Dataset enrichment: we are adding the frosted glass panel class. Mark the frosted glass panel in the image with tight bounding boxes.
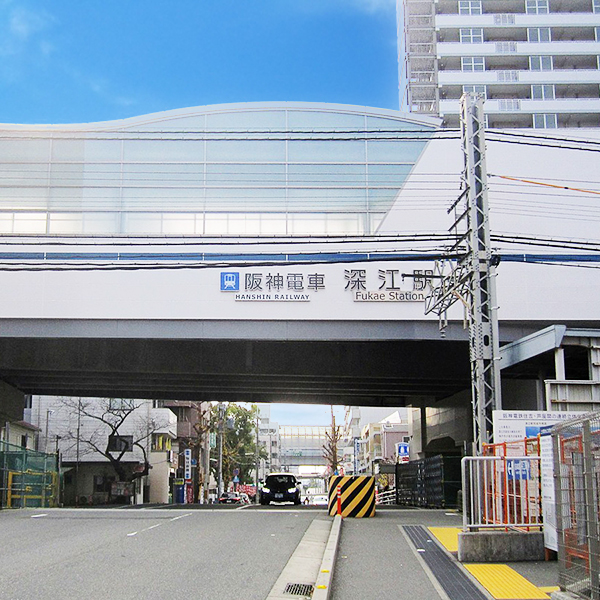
[366,116,433,132]
[0,140,50,162]
[205,188,285,211]
[84,140,122,161]
[368,164,413,185]
[52,139,85,161]
[288,164,365,186]
[206,140,285,162]
[82,213,119,234]
[0,214,14,233]
[288,140,365,162]
[367,140,428,162]
[13,213,47,233]
[123,140,204,162]
[123,213,162,233]
[287,111,364,129]
[287,188,367,211]
[48,213,83,234]
[0,187,48,209]
[206,111,286,129]
[162,214,197,234]
[206,163,285,185]
[122,163,204,185]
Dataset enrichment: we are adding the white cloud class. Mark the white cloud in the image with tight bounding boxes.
[350,0,396,13]
[0,4,53,53]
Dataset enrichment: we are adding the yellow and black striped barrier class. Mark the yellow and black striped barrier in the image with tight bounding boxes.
[328,475,376,518]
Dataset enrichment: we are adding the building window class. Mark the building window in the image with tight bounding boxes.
[594,0,600,13]
[531,84,555,99]
[530,55,553,70]
[528,28,551,42]
[533,113,557,128]
[460,28,484,43]
[461,56,485,71]
[526,0,549,14]
[459,0,482,15]
[107,435,133,453]
[463,85,487,97]
[595,27,600,42]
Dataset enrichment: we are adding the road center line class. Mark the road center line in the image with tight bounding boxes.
[127,512,192,537]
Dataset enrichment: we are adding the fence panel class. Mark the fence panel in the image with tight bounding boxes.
[553,412,600,600]
[462,456,542,531]
[1,441,58,509]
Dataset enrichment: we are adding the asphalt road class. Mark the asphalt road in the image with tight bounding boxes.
[0,506,327,600]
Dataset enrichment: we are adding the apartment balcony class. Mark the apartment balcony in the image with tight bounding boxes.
[437,40,600,57]
[439,97,600,115]
[151,408,178,438]
[438,69,600,86]
[436,12,600,29]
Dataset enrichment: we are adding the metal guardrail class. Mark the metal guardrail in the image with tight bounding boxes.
[377,489,396,505]
[462,456,542,532]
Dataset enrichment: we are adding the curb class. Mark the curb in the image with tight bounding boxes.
[312,514,343,600]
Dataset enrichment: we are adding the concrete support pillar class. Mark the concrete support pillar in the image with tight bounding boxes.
[0,381,26,427]
[554,347,566,380]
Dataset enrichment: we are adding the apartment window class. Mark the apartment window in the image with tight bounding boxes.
[458,0,482,15]
[528,27,551,42]
[531,84,555,99]
[533,113,557,128]
[461,56,485,71]
[530,55,553,70]
[596,26,600,41]
[460,28,484,43]
[526,0,549,14]
[594,0,600,13]
[463,85,487,97]
[107,435,133,453]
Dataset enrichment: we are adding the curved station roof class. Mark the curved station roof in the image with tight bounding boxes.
[0,102,439,237]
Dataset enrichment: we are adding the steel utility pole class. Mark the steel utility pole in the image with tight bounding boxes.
[425,93,501,454]
[217,402,225,497]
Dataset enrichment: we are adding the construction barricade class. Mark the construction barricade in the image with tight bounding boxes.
[328,475,375,518]
[461,455,542,531]
[553,411,600,600]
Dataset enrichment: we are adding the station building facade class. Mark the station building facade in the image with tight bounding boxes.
[1,102,599,457]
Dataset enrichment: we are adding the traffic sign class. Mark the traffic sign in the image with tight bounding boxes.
[397,442,410,463]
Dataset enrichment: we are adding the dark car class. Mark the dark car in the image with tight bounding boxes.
[218,491,244,504]
[260,473,301,505]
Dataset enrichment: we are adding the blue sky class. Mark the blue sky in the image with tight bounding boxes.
[0,0,396,425]
[0,0,399,125]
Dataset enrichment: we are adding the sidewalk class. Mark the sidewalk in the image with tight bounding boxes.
[329,508,559,600]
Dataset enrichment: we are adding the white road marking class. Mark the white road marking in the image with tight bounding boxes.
[31,514,48,518]
[128,512,192,537]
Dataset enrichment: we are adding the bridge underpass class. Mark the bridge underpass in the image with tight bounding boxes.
[0,315,571,434]
[0,326,474,406]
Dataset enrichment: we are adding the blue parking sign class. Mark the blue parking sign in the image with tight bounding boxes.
[506,459,530,480]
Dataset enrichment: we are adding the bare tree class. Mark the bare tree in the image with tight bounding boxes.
[323,407,342,475]
[59,397,169,483]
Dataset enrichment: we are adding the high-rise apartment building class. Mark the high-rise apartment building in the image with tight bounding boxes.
[398,0,600,127]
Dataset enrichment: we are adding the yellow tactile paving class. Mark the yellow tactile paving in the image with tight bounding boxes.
[464,564,550,600]
[427,527,461,553]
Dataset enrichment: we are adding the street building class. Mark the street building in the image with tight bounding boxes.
[398,0,600,127]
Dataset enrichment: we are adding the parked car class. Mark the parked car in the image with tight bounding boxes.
[260,473,301,505]
[218,491,244,504]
